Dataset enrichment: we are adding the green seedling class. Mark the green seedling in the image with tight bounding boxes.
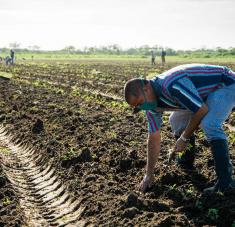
[195,200,203,210]
[186,186,194,196]
[228,132,235,144]
[197,130,204,139]
[216,191,224,196]
[105,130,117,140]
[62,148,76,160]
[168,143,192,163]
[207,208,219,221]
[2,196,11,206]
[0,146,11,154]
[169,184,176,190]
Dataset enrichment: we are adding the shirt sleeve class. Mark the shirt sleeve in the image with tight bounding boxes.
[223,66,235,85]
[169,77,204,113]
[146,110,162,133]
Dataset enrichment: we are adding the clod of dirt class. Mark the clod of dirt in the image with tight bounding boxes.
[77,147,92,162]
[61,147,92,168]
[160,171,182,185]
[128,150,138,160]
[122,207,139,219]
[133,159,146,169]
[126,192,138,207]
[119,159,132,171]
[0,176,6,187]
[84,174,97,182]
[12,105,19,111]
[32,119,44,134]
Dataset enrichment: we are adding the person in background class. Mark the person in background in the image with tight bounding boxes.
[161,49,166,66]
[151,50,156,65]
[124,63,235,193]
[5,56,12,65]
[10,49,15,65]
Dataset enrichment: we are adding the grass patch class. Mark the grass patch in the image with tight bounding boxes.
[0,146,11,154]
[0,71,14,79]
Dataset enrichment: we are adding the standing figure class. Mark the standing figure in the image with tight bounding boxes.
[161,49,166,66]
[151,50,156,65]
[10,49,15,65]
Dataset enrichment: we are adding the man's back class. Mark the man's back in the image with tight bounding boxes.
[157,64,234,87]
[150,64,235,112]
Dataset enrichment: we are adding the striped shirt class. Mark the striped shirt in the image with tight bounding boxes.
[146,64,235,133]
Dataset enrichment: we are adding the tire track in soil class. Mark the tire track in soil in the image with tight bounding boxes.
[0,126,87,227]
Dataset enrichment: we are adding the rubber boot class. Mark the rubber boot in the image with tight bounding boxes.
[203,139,235,193]
[176,135,196,169]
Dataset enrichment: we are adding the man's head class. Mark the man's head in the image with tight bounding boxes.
[124,78,157,112]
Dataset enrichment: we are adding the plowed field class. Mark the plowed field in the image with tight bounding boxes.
[0,60,234,226]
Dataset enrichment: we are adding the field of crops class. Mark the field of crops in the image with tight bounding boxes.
[0,60,235,226]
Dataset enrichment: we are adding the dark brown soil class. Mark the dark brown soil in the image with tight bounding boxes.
[0,165,24,226]
[0,60,235,226]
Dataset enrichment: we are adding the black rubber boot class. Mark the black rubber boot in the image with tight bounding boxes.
[176,135,196,168]
[203,139,235,193]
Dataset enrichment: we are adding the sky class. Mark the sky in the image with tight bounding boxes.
[0,0,234,50]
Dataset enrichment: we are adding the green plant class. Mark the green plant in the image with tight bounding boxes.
[185,186,194,196]
[105,130,117,140]
[0,146,11,154]
[2,196,11,206]
[178,143,193,159]
[169,184,176,190]
[62,148,76,160]
[195,200,203,210]
[207,208,219,221]
[197,130,204,139]
[216,191,224,196]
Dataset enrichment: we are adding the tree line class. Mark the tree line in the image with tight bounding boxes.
[1,44,235,57]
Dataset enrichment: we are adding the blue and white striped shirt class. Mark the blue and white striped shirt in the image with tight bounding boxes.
[146,64,235,133]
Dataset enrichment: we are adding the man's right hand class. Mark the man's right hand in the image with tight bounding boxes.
[139,174,154,192]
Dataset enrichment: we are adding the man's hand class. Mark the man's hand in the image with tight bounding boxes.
[175,137,188,152]
[139,174,154,192]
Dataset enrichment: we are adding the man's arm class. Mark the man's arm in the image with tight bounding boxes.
[183,104,208,139]
[175,104,208,151]
[140,130,161,192]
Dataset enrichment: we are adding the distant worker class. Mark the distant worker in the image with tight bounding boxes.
[151,50,156,65]
[161,49,166,66]
[10,49,15,65]
[5,56,12,65]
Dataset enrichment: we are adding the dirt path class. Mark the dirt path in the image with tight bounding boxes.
[0,126,86,227]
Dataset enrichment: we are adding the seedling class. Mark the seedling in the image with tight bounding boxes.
[169,184,176,190]
[105,130,117,140]
[195,200,203,210]
[0,146,11,154]
[2,196,11,206]
[62,148,76,160]
[185,186,194,196]
[207,208,219,221]
[197,130,204,139]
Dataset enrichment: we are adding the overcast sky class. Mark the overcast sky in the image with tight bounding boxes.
[0,0,234,50]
